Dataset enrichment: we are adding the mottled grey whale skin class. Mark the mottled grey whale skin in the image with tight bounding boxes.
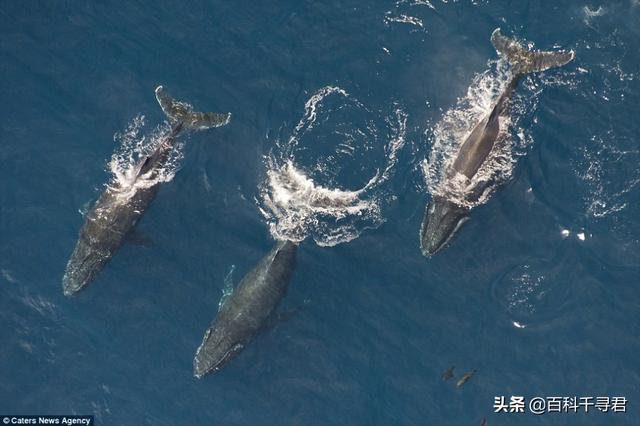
[62,86,230,296]
[420,29,575,256]
[193,240,297,378]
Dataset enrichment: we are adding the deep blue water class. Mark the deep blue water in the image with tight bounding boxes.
[1,1,639,425]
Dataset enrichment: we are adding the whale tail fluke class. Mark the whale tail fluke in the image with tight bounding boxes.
[155,85,231,130]
[491,28,575,76]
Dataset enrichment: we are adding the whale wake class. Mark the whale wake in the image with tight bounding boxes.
[258,86,407,246]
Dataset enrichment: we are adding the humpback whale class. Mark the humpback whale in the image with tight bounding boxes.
[193,240,297,378]
[62,86,231,296]
[420,29,574,256]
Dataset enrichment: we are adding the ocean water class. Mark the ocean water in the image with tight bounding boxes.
[1,1,639,425]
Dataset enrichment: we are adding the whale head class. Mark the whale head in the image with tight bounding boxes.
[62,238,109,296]
[193,322,247,378]
[420,196,469,256]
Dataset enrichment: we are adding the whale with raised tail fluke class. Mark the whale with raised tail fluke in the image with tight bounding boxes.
[420,29,574,256]
[63,86,230,296]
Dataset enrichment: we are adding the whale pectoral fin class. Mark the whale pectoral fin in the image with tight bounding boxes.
[155,85,231,130]
[491,28,575,75]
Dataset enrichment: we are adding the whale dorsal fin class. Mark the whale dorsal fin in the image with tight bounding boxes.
[491,29,575,75]
[155,86,231,130]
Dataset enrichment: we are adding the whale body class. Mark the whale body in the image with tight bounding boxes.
[63,86,230,295]
[420,29,575,256]
[193,240,297,378]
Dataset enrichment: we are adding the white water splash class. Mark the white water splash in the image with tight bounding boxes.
[107,115,184,201]
[259,86,407,246]
[569,32,639,221]
[384,14,424,28]
[506,264,546,317]
[259,160,381,246]
[577,134,639,219]
[411,0,436,10]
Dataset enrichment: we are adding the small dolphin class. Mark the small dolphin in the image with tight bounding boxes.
[420,29,575,256]
[63,86,230,295]
[456,369,477,388]
[441,365,455,381]
[193,240,297,378]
